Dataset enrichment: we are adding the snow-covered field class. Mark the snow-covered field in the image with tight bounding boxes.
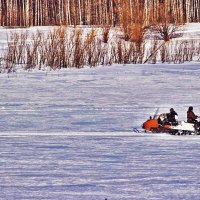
[0,64,200,132]
[1,63,200,199]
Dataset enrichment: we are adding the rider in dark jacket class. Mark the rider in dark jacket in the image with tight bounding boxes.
[167,108,178,124]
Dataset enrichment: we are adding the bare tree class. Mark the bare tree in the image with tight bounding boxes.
[144,4,182,64]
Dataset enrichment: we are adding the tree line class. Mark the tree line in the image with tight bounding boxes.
[0,0,200,27]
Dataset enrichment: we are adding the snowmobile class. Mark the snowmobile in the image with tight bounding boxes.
[142,111,200,135]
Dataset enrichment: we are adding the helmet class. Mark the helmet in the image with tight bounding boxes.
[189,106,193,111]
[170,108,174,112]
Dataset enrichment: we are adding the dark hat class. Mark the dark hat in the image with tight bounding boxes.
[188,106,193,111]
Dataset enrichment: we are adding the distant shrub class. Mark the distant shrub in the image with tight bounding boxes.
[1,26,200,73]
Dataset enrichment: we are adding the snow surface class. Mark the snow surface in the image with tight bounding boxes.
[1,132,200,200]
[1,63,200,199]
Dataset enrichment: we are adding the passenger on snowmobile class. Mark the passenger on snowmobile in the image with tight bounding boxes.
[167,108,178,125]
[187,106,198,123]
[187,106,200,131]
